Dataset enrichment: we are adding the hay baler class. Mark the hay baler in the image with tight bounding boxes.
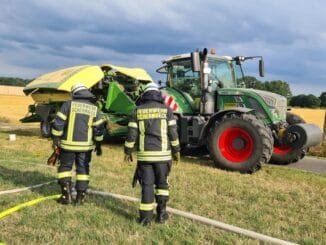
[21,64,153,138]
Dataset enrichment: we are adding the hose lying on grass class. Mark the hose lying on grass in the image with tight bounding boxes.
[0,181,298,245]
[0,194,60,219]
[89,190,298,245]
[0,181,55,195]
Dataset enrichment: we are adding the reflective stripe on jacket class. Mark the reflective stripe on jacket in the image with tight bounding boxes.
[124,96,180,162]
[52,99,105,152]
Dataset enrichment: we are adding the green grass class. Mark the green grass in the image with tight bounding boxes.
[0,129,325,244]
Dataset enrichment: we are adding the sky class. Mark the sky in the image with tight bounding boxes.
[0,0,325,96]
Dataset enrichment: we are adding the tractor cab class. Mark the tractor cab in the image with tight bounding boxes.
[157,49,265,115]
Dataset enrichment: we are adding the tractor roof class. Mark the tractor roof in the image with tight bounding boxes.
[163,53,233,64]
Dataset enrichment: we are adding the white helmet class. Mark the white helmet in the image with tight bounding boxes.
[140,82,159,94]
[71,82,87,94]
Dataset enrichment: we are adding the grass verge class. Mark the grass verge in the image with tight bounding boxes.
[0,129,325,244]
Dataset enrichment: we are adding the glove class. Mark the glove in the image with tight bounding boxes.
[47,147,60,166]
[172,152,180,165]
[94,142,102,156]
[124,154,133,164]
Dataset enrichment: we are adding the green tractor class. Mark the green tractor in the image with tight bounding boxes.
[21,50,323,173]
[157,48,323,173]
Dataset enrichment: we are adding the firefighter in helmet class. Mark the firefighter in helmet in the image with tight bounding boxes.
[51,82,105,205]
[124,82,180,225]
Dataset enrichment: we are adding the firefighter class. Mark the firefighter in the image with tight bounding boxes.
[51,83,105,205]
[124,82,180,225]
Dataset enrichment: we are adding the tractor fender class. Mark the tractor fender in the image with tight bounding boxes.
[199,107,254,143]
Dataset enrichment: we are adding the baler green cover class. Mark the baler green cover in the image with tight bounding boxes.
[105,81,136,115]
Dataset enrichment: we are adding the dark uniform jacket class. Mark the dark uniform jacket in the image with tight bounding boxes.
[124,90,180,162]
[51,90,105,152]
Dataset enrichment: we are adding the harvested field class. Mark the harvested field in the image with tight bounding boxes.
[0,95,35,125]
[290,107,325,132]
[0,85,24,96]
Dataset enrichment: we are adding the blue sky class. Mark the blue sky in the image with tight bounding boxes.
[0,0,325,96]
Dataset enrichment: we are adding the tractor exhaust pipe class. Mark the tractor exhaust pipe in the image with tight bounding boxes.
[284,123,323,150]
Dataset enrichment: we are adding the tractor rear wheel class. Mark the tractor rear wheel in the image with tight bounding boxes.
[208,113,273,173]
[269,112,307,165]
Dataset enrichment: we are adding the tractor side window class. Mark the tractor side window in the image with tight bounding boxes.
[169,60,201,98]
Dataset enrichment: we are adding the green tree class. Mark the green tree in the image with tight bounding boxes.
[290,94,320,108]
[319,91,326,107]
[242,76,264,89]
[289,94,305,107]
[305,94,321,108]
[0,77,31,87]
[264,80,292,97]
[243,76,292,97]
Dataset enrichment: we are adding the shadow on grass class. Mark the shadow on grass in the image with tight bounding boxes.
[103,135,125,144]
[88,193,137,222]
[182,155,216,168]
[0,165,58,196]
[180,146,217,168]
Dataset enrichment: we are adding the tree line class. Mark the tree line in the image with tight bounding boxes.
[0,77,31,87]
[243,76,325,108]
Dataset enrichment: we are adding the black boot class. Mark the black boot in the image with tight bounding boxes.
[57,181,72,205]
[156,200,169,223]
[139,210,153,226]
[75,190,87,205]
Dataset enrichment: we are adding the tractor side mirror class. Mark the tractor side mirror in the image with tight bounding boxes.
[259,59,265,77]
[191,51,201,72]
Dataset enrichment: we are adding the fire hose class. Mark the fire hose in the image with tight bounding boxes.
[0,194,60,219]
[0,181,297,245]
[0,181,55,195]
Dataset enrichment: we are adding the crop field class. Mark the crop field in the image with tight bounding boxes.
[0,85,24,96]
[0,94,325,244]
[290,107,325,133]
[289,108,326,157]
[0,94,35,125]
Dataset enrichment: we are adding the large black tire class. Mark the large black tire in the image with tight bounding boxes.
[269,112,307,165]
[40,120,51,138]
[208,113,273,173]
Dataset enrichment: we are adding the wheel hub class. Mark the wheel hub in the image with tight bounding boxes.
[232,138,246,150]
[218,127,254,163]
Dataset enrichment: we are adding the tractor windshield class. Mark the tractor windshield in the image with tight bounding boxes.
[207,58,236,90]
[168,58,236,98]
[168,59,201,98]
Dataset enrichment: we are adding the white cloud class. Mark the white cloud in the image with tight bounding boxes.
[0,0,325,95]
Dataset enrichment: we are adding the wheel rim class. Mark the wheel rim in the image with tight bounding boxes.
[273,146,292,154]
[218,127,254,163]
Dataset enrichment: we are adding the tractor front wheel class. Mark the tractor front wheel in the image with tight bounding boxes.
[269,112,307,165]
[208,113,273,173]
